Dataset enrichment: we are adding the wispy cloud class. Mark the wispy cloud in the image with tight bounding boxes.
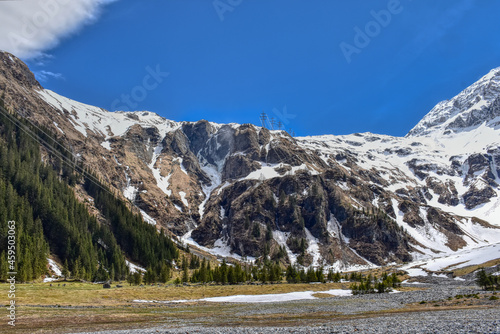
[0,0,118,59]
[34,70,65,82]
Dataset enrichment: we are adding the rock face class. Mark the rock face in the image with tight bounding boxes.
[1,51,500,269]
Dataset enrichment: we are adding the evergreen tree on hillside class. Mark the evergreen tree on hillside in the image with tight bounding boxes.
[0,101,180,282]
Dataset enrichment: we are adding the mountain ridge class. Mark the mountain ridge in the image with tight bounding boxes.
[407,67,500,137]
[1,50,499,272]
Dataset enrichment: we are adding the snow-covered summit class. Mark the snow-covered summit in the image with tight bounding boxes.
[37,89,182,140]
[407,67,500,137]
[36,89,270,143]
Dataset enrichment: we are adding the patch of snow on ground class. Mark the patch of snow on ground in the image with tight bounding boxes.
[326,214,341,238]
[405,268,428,277]
[324,261,377,273]
[273,230,297,265]
[44,258,63,282]
[391,199,449,254]
[123,185,137,201]
[304,228,321,267]
[404,243,500,272]
[149,145,172,196]
[181,230,255,263]
[173,157,188,175]
[123,171,137,201]
[244,163,319,181]
[337,182,349,191]
[101,141,111,150]
[432,273,449,278]
[179,191,189,207]
[133,289,352,304]
[245,163,281,180]
[140,209,156,226]
[53,122,64,134]
[198,163,222,218]
[126,260,146,273]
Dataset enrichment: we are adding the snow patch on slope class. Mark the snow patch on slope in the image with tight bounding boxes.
[179,191,189,207]
[181,230,255,263]
[273,230,297,265]
[140,209,157,226]
[402,243,500,273]
[148,145,172,197]
[304,228,321,267]
[126,260,146,273]
[198,162,222,218]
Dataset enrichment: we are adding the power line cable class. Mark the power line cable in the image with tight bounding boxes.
[0,101,118,198]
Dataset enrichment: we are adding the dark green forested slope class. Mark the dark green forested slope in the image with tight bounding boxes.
[0,100,178,282]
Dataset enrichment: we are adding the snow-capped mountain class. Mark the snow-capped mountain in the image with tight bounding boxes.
[1,50,499,271]
[408,67,500,137]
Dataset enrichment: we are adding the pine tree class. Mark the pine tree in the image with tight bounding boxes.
[306,267,317,282]
[110,266,115,283]
[315,267,324,283]
[73,258,81,280]
[144,267,156,284]
[159,263,170,283]
[220,259,228,285]
[127,273,134,286]
[133,272,142,285]
[182,263,189,283]
[286,265,298,283]
[62,259,70,280]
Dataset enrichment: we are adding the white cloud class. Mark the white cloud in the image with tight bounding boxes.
[0,0,118,59]
[34,70,65,82]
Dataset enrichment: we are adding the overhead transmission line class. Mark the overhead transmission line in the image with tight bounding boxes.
[0,98,118,198]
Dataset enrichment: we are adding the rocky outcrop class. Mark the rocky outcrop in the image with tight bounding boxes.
[463,185,497,210]
[426,177,459,206]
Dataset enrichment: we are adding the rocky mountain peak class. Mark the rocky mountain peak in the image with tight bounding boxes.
[407,67,500,137]
[0,51,42,91]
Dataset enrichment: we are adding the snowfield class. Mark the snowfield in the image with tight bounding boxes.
[126,260,146,273]
[402,242,500,274]
[43,258,63,282]
[133,289,352,304]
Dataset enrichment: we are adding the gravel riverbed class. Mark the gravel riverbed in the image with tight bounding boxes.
[76,284,500,334]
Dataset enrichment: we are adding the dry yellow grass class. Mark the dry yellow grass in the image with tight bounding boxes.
[452,258,500,277]
[0,281,349,307]
[311,292,335,298]
[1,281,497,334]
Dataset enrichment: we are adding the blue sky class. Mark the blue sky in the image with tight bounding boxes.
[11,1,500,136]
